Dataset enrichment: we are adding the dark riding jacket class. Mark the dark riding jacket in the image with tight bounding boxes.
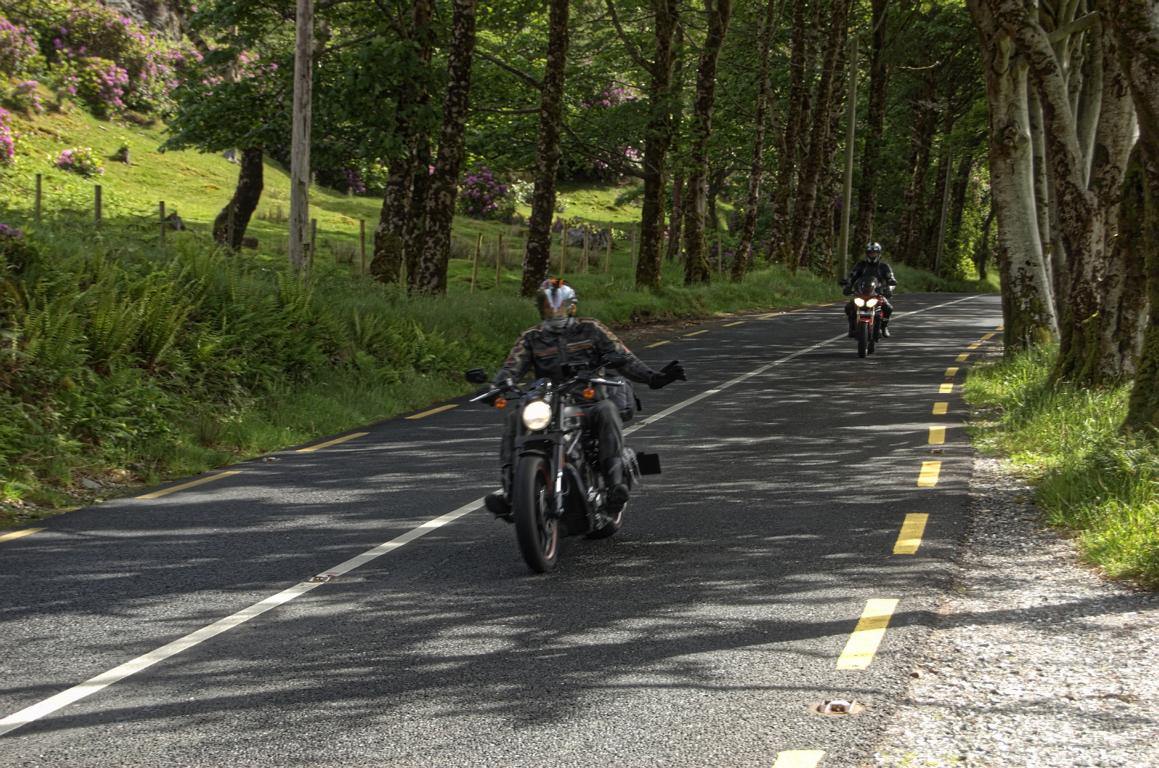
[495,319,657,393]
[845,259,896,295]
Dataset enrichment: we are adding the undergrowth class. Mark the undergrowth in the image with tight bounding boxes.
[965,346,1159,588]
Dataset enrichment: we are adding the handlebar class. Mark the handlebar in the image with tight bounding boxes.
[469,372,622,404]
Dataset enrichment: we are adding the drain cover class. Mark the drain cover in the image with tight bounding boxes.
[810,699,865,717]
[308,573,337,583]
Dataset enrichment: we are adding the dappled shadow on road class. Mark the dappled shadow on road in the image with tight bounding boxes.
[0,295,1048,760]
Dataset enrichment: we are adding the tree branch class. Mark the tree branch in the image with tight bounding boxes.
[604,0,654,77]
[476,50,542,90]
[1048,11,1099,44]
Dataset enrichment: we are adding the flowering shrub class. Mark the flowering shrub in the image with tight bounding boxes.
[10,79,44,115]
[0,16,38,75]
[459,167,513,219]
[0,108,15,164]
[24,1,196,116]
[56,146,103,177]
[343,168,367,195]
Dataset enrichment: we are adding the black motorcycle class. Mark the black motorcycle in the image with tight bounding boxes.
[465,367,660,573]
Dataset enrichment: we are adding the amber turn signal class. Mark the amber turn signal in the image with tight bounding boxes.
[494,397,507,409]
[582,387,596,400]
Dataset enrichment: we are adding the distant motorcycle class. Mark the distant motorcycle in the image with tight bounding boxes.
[842,276,886,358]
[465,367,661,573]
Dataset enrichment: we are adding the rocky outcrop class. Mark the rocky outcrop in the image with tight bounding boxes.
[102,0,186,39]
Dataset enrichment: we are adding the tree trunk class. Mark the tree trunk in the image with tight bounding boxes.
[789,0,850,271]
[681,0,732,285]
[288,0,313,272]
[665,175,684,261]
[415,0,478,295]
[852,0,888,253]
[636,0,680,290]
[213,147,263,250]
[766,0,811,263]
[994,0,1131,384]
[1106,0,1159,433]
[404,136,432,291]
[968,0,1057,351]
[371,0,434,286]
[733,0,779,281]
[522,0,570,297]
[897,70,938,266]
[1029,90,1059,307]
[948,152,975,257]
[1100,144,1150,380]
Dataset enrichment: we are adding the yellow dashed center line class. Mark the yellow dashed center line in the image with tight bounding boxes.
[928,426,946,445]
[296,431,371,451]
[773,750,826,768]
[917,461,942,487]
[685,329,708,337]
[939,383,954,394]
[981,332,996,341]
[956,353,970,362]
[137,470,242,500]
[932,402,949,415]
[945,366,959,378]
[723,321,745,327]
[968,342,981,350]
[837,598,899,670]
[405,404,459,421]
[646,340,672,349]
[893,513,929,555]
[0,528,43,544]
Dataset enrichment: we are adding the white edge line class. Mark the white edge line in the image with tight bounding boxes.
[0,293,986,738]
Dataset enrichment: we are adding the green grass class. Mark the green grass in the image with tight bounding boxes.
[0,99,993,528]
[964,346,1159,588]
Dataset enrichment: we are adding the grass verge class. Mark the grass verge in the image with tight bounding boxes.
[964,346,1159,588]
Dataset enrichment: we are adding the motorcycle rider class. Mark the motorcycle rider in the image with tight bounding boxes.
[484,278,686,520]
[843,242,896,337]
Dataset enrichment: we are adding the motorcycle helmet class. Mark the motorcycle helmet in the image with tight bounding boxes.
[866,242,883,263]
[536,278,577,332]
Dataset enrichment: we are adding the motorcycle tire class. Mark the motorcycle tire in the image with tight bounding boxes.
[857,323,869,358]
[512,454,559,573]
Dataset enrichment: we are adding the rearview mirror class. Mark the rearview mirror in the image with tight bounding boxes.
[464,368,489,384]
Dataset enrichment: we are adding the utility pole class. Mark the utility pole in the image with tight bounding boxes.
[838,33,858,277]
[289,0,313,271]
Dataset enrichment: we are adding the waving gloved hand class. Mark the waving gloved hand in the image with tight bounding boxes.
[649,360,686,389]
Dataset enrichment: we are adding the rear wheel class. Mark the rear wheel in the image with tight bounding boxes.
[857,322,869,358]
[512,455,559,573]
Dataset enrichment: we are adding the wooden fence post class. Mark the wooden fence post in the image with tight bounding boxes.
[581,227,590,273]
[496,232,504,287]
[471,233,481,292]
[34,174,42,224]
[359,219,366,274]
[604,228,612,273]
[630,225,638,277]
[159,201,166,245]
[717,231,724,274]
[309,217,317,267]
[94,185,102,226]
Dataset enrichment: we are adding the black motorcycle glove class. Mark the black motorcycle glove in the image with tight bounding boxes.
[649,360,686,389]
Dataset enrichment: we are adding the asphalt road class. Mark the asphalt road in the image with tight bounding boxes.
[0,293,1002,767]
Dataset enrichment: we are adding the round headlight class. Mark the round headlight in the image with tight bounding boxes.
[866,298,878,307]
[521,399,552,431]
[853,297,866,307]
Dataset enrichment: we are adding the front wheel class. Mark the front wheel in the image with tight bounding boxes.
[512,455,559,573]
[856,322,869,358]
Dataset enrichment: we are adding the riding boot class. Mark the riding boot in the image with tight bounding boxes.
[484,465,514,522]
[603,458,629,515]
[880,317,891,337]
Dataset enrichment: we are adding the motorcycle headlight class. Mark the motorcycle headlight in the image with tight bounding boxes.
[853,297,866,307]
[521,399,552,431]
[866,298,879,307]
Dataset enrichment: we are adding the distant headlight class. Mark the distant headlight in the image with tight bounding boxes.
[521,399,552,431]
[853,297,866,307]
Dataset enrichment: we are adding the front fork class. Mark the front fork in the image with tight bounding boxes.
[553,440,567,519]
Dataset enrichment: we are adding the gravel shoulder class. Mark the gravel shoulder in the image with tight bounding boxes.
[873,456,1159,767]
